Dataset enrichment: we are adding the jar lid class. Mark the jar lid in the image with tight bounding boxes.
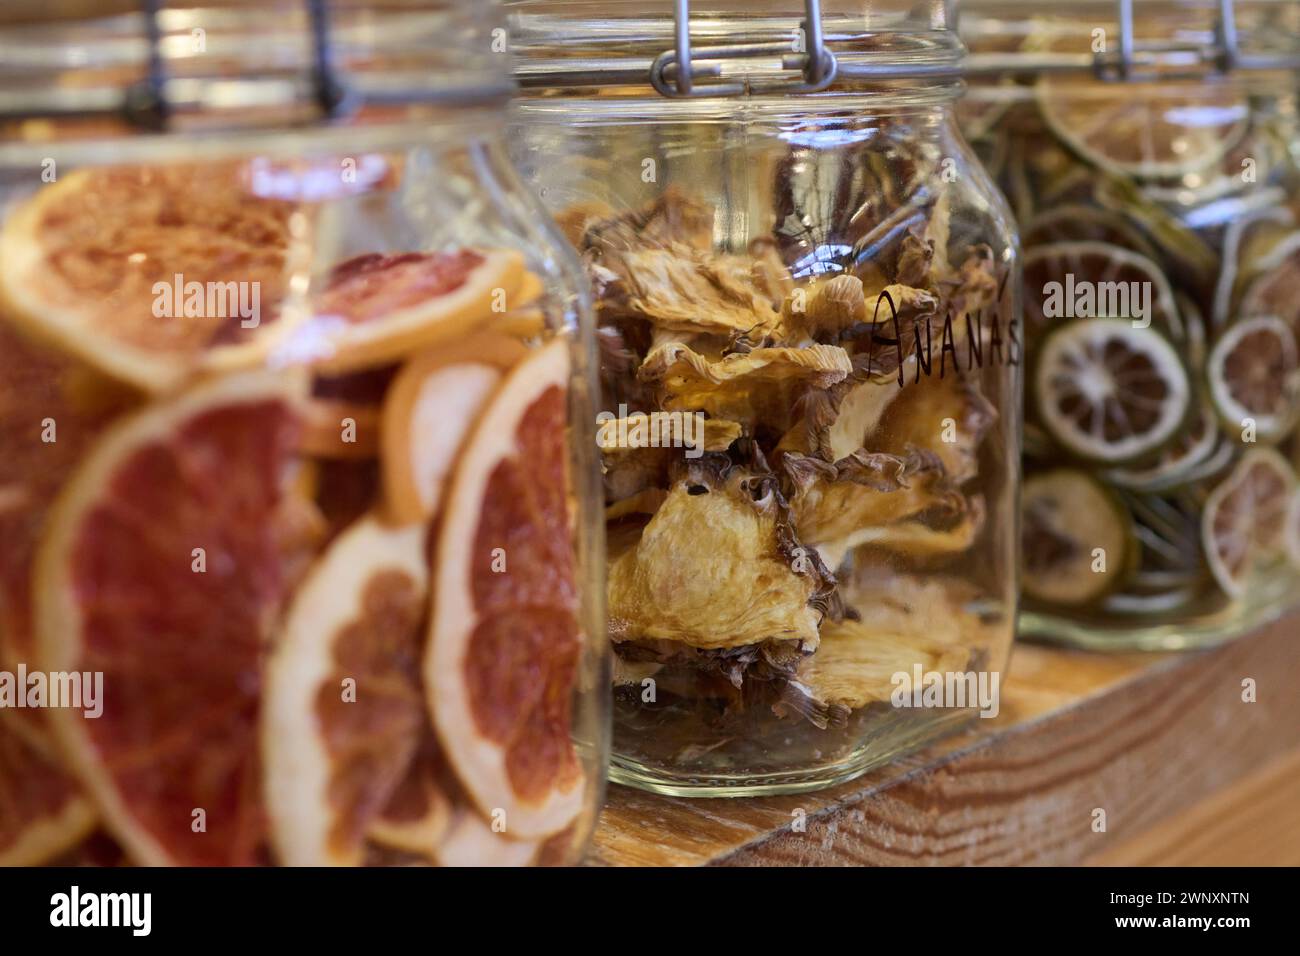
[507,0,966,97]
[958,0,1300,81]
[0,1,515,144]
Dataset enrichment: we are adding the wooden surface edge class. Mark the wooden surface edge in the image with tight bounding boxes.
[590,612,1300,866]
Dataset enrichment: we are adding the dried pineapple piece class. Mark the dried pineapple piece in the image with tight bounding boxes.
[639,340,851,425]
[776,373,903,461]
[600,414,742,502]
[851,494,987,559]
[608,464,823,651]
[871,375,997,485]
[604,243,784,337]
[790,574,988,712]
[783,447,963,552]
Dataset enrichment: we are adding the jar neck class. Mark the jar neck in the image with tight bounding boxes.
[0,106,508,169]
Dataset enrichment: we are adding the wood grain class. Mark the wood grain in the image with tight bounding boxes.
[589,612,1300,866]
[1085,748,1300,867]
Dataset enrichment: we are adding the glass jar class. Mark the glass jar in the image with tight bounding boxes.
[510,0,1020,795]
[0,0,606,867]
[958,0,1300,649]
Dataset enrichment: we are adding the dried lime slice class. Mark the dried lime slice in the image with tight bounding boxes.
[1095,177,1220,287]
[1104,400,1219,493]
[1022,205,1159,261]
[1036,76,1249,180]
[1035,318,1191,464]
[1022,469,1137,607]
[1238,232,1300,334]
[1210,209,1296,330]
[1285,490,1300,572]
[1022,241,1183,341]
[1202,448,1297,598]
[1101,587,1200,617]
[1206,315,1300,443]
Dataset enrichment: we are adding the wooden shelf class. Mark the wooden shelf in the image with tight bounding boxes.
[589,611,1300,866]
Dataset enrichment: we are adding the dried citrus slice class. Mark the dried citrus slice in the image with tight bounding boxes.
[301,398,381,460]
[380,332,527,524]
[1285,490,1300,573]
[366,741,453,862]
[1238,232,1300,334]
[1103,401,1221,493]
[1021,204,1159,261]
[0,165,301,392]
[0,722,96,866]
[1211,209,1296,329]
[1206,316,1300,442]
[434,806,539,868]
[1202,448,1297,598]
[1036,77,1249,179]
[35,371,307,866]
[1035,318,1191,464]
[263,514,437,866]
[1022,469,1136,607]
[296,249,526,373]
[427,338,585,840]
[512,270,545,311]
[1022,241,1182,341]
[0,320,135,683]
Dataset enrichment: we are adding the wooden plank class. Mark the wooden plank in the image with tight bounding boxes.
[589,611,1300,866]
[1085,748,1300,866]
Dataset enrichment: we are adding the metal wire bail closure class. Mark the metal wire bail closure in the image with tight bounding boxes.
[649,0,839,98]
[122,0,351,131]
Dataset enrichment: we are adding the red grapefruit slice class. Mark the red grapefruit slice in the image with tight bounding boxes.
[295,249,526,373]
[0,721,96,866]
[263,514,437,866]
[0,164,303,392]
[35,371,307,866]
[380,332,527,524]
[366,740,453,863]
[427,338,585,840]
[434,806,539,868]
[301,398,382,460]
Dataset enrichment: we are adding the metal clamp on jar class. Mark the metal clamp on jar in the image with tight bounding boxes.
[958,0,1300,650]
[510,0,1020,796]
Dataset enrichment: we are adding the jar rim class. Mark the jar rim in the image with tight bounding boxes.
[507,2,966,97]
[0,1,514,146]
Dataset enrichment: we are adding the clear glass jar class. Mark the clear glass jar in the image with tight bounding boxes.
[510,0,1021,795]
[0,1,606,867]
[958,0,1300,650]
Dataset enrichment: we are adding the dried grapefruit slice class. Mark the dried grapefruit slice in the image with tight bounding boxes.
[296,249,526,373]
[366,741,453,863]
[1206,316,1300,442]
[1035,318,1191,464]
[380,332,527,524]
[301,398,382,460]
[35,371,307,866]
[434,806,539,868]
[0,320,135,685]
[1202,448,1296,598]
[0,164,302,392]
[0,721,96,866]
[427,338,585,840]
[263,514,437,866]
